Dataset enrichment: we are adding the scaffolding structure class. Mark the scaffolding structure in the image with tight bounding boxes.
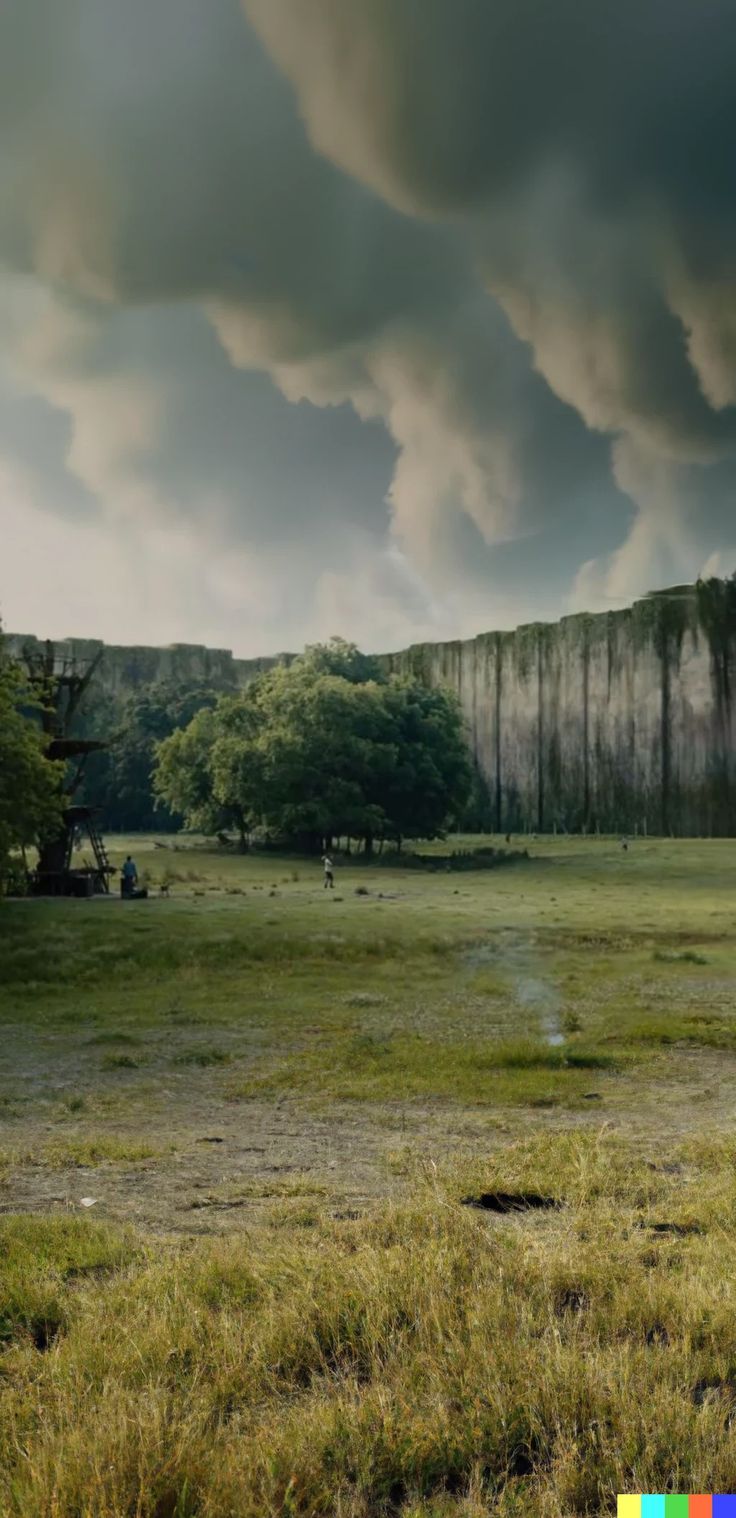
[19,641,116,897]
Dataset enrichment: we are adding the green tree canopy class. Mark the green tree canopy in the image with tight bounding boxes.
[299,636,383,686]
[155,690,266,845]
[251,663,392,848]
[84,681,223,832]
[375,679,474,847]
[0,638,63,889]
[153,642,472,853]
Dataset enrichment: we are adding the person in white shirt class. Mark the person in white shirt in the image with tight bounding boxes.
[322,854,334,889]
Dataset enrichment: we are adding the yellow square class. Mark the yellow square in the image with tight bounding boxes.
[618,1500,641,1518]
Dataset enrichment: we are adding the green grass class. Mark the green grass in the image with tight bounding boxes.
[0,1215,136,1351]
[25,1136,165,1168]
[174,1045,232,1067]
[1,833,735,1512]
[101,1052,143,1069]
[653,948,709,965]
[620,1014,736,1048]
[234,1032,616,1109]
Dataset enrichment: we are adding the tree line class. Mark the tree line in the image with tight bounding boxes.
[0,633,480,886]
[0,634,63,889]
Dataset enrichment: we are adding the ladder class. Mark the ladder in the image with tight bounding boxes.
[86,817,113,894]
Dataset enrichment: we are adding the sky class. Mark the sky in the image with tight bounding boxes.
[1,0,735,656]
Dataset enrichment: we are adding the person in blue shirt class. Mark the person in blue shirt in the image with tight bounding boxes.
[121,855,138,898]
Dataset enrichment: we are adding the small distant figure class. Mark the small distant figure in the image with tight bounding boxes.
[322,854,334,890]
[160,881,170,898]
[505,833,511,845]
[621,837,629,852]
[121,855,138,898]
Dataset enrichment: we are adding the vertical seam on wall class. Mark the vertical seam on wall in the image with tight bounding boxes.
[494,635,502,833]
[582,622,590,830]
[537,629,544,832]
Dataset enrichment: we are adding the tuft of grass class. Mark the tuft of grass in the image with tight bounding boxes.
[191,1177,328,1208]
[87,1032,141,1047]
[174,1046,232,1067]
[30,1136,163,1168]
[620,1015,736,1049]
[63,1095,86,1113]
[652,947,708,965]
[0,1215,135,1351]
[562,1009,583,1034]
[102,1053,141,1070]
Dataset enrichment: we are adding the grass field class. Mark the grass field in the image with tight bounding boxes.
[1,834,735,1514]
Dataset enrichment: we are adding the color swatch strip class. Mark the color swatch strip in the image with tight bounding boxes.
[618,1499,736,1517]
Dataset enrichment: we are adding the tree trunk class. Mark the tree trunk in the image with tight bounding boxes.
[364,831,373,857]
[235,809,248,852]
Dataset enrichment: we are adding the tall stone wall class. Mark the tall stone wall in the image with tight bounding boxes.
[381,583,736,836]
[5,634,284,697]
[9,578,736,834]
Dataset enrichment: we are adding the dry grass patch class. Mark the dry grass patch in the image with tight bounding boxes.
[3,1134,736,1514]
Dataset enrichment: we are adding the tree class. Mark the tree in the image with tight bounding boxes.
[299,637,383,686]
[450,761,494,834]
[154,689,266,846]
[153,707,222,834]
[375,678,473,849]
[209,690,269,846]
[0,638,63,890]
[152,644,473,855]
[88,682,221,832]
[254,663,391,850]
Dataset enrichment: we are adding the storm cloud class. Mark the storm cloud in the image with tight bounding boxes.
[0,0,734,651]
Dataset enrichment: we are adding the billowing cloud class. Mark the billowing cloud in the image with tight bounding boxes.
[0,0,734,652]
[245,0,736,583]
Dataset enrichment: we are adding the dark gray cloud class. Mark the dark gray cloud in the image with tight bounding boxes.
[245,0,736,222]
[246,0,736,456]
[0,0,734,652]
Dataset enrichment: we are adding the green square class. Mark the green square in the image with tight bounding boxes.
[664,1499,688,1518]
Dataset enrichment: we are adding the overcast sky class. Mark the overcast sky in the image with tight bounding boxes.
[1,0,735,655]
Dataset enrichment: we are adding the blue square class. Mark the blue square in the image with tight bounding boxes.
[642,1500,665,1518]
[713,1499,736,1516]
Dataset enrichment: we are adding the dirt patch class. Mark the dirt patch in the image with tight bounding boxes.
[460,1190,560,1214]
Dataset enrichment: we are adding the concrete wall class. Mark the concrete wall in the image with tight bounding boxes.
[382,583,736,835]
[5,633,283,697]
[9,579,736,834]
